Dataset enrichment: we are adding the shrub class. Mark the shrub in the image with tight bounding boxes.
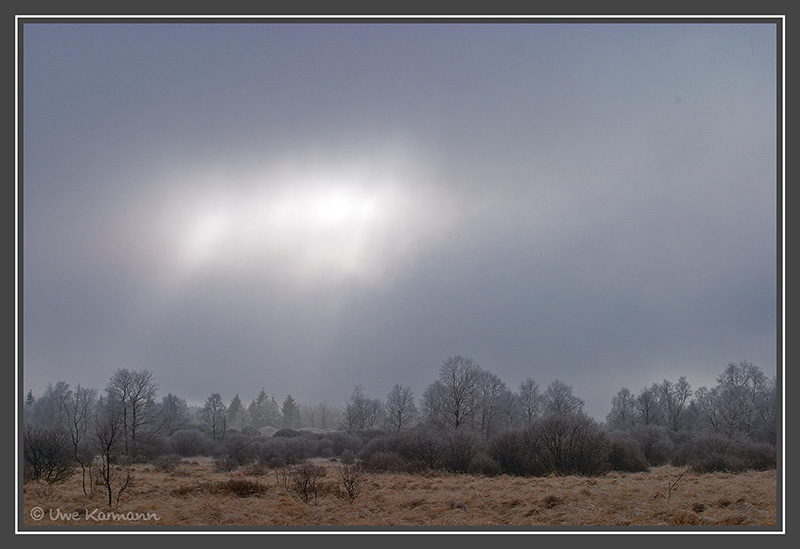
[224,478,268,497]
[467,452,501,476]
[223,433,257,466]
[289,463,326,503]
[242,460,268,477]
[328,431,363,456]
[173,478,267,498]
[23,425,75,484]
[153,454,183,473]
[337,463,366,502]
[489,430,544,476]
[340,449,357,464]
[606,432,650,472]
[213,455,239,472]
[741,441,776,470]
[528,413,610,476]
[360,450,409,473]
[632,424,673,466]
[439,431,480,473]
[685,432,747,473]
[169,429,211,457]
[134,434,170,463]
[272,437,312,465]
[273,428,302,438]
[370,430,442,472]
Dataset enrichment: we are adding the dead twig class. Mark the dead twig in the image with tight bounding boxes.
[667,469,689,502]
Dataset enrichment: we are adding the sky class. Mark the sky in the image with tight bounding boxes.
[20,19,779,420]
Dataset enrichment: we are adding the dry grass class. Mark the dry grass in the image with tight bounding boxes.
[21,457,778,529]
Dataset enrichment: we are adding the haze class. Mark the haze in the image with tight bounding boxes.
[21,20,778,419]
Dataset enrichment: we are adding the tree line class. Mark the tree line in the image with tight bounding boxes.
[23,357,777,498]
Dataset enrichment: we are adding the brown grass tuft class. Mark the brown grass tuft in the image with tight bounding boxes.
[542,495,564,508]
[171,478,268,498]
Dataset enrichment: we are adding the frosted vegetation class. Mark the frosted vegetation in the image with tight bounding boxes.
[23,358,776,490]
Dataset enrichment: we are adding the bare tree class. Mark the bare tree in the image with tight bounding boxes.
[201,393,227,440]
[289,463,326,504]
[753,374,778,444]
[693,361,774,440]
[28,381,71,429]
[634,384,664,426]
[384,384,418,432]
[302,401,340,431]
[475,370,510,438]
[159,392,189,436]
[342,385,384,431]
[422,355,483,431]
[660,377,693,432]
[61,385,97,494]
[105,369,159,457]
[93,402,132,508]
[518,378,543,427]
[542,380,584,417]
[23,425,75,484]
[337,463,366,502]
[606,387,638,432]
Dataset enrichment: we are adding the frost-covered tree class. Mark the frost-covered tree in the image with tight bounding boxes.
[474,370,511,437]
[422,356,483,431]
[384,384,418,431]
[634,384,664,426]
[342,385,384,431]
[518,378,544,427]
[200,393,227,440]
[606,387,638,432]
[105,369,159,457]
[660,377,693,432]
[542,380,584,417]
[159,393,189,436]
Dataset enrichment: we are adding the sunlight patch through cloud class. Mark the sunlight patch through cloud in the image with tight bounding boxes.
[165,146,452,289]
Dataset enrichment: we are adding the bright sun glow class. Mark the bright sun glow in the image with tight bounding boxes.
[168,154,450,288]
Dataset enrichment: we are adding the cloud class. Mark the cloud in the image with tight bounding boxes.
[21,21,778,420]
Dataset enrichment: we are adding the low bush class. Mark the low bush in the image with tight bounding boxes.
[172,478,268,498]
[169,429,211,457]
[242,460,268,477]
[439,431,480,473]
[153,454,183,473]
[222,433,258,466]
[606,432,650,472]
[528,414,610,476]
[467,452,501,476]
[258,436,312,467]
[213,455,239,472]
[360,450,410,473]
[684,433,746,473]
[632,425,673,466]
[273,428,302,438]
[289,463,326,504]
[23,425,75,484]
[337,463,366,501]
[680,432,776,473]
[489,430,544,476]
[328,432,363,456]
[741,441,776,470]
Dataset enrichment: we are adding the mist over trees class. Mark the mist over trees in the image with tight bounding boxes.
[23,358,777,492]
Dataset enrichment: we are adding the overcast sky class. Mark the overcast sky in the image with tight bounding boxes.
[21,20,778,420]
